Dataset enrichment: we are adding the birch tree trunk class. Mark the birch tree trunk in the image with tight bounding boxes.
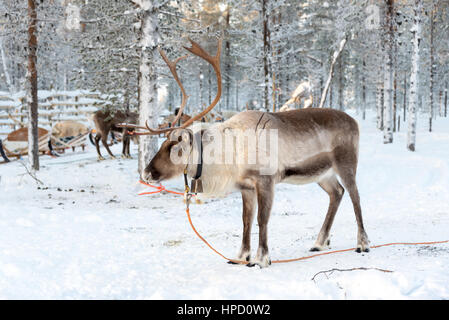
[354,60,360,115]
[429,5,435,132]
[27,0,39,171]
[393,72,397,132]
[403,72,407,121]
[383,0,394,143]
[262,0,271,111]
[337,57,344,111]
[132,1,160,177]
[376,83,383,130]
[445,84,448,117]
[407,0,422,152]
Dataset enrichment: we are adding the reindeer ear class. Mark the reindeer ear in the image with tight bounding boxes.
[181,129,193,145]
[168,128,193,144]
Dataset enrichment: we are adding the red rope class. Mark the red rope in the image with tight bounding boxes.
[138,181,449,265]
[138,180,185,196]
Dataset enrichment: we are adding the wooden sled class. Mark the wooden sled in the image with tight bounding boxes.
[0,127,52,163]
[49,133,89,155]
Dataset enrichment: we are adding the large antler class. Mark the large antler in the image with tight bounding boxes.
[178,37,222,128]
[158,48,189,127]
[143,37,222,135]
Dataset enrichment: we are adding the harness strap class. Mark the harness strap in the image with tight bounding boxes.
[183,130,203,195]
[192,131,203,180]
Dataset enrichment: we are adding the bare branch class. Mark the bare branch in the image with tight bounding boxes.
[18,160,44,186]
[311,267,393,282]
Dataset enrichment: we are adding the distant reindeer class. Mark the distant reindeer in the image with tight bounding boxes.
[158,108,192,131]
[52,120,90,138]
[92,109,138,160]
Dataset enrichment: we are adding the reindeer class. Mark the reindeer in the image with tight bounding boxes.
[92,109,138,160]
[52,120,89,138]
[159,108,192,131]
[134,38,369,268]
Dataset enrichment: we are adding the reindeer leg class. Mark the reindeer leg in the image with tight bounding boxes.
[101,136,115,159]
[121,129,132,158]
[247,177,274,268]
[125,135,132,158]
[121,133,128,159]
[334,148,370,253]
[339,172,370,253]
[124,136,129,158]
[229,188,256,264]
[311,175,344,251]
[95,134,105,160]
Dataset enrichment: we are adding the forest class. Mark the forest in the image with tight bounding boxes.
[1,0,448,166]
[0,0,448,300]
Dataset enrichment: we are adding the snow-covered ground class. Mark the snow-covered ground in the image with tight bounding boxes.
[0,110,448,299]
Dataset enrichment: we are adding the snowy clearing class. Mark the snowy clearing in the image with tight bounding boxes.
[0,111,448,299]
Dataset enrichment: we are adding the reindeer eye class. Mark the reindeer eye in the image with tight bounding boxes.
[178,135,183,142]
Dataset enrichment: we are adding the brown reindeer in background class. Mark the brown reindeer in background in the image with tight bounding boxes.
[158,108,192,131]
[125,38,369,268]
[92,109,138,160]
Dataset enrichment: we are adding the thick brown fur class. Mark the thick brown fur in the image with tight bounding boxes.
[144,108,369,267]
[92,109,138,160]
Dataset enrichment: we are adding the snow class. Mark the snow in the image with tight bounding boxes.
[0,110,448,299]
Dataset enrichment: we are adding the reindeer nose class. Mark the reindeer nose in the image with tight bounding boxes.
[141,170,152,183]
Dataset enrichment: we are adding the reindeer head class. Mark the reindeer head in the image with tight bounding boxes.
[143,129,193,183]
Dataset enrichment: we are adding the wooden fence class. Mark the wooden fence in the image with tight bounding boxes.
[0,90,109,138]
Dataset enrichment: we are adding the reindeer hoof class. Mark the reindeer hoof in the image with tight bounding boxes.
[246,260,271,268]
[110,156,116,160]
[310,244,327,252]
[310,239,331,252]
[98,156,105,161]
[356,232,370,253]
